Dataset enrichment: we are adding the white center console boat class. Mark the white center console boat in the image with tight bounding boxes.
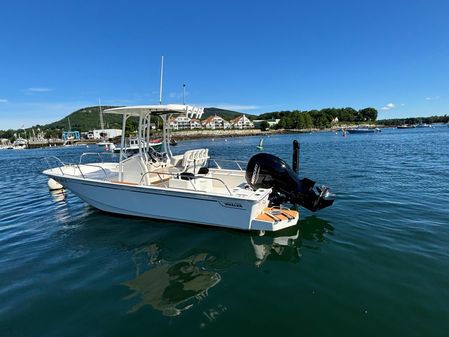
[43,104,333,232]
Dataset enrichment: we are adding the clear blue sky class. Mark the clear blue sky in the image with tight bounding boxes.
[1,0,449,129]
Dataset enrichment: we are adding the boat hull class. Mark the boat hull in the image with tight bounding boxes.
[46,174,295,231]
[347,129,377,134]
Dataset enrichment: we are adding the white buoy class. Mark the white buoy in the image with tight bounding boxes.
[48,178,63,190]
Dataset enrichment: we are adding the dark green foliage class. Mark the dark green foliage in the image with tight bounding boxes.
[259,121,269,131]
[202,108,257,120]
[44,106,123,131]
[0,129,15,141]
[378,115,449,126]
[260,107,378,129]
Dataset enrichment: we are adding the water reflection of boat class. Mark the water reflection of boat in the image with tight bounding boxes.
[251,227,300,266]
[124,248,221,317]
[121,216,334,316]
[122,227,304,316]
[49,189,66,203]
[55,208,333,317]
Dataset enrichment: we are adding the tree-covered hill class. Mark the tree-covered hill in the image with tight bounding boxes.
[201,108,257,120]
[44,106,122,132]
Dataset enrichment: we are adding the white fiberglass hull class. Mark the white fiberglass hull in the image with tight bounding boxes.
[47,174,296,231]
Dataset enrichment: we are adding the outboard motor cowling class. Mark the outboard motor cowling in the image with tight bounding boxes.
[246,153,333,212]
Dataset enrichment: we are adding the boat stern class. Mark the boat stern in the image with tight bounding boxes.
[250,207,299,231]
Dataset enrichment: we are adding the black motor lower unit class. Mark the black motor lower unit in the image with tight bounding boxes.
[245,153,334,212]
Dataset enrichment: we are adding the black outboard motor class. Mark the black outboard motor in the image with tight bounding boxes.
[246,153,334,212]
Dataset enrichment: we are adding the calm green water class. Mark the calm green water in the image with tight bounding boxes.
[1,128,449,337]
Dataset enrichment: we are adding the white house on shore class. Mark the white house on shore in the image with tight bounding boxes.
[170,116,203,130]
[230,115,254,129]
[191,119,202,129]
[170,116,191,130]
[253,118,281,128]
[201,115,231,129]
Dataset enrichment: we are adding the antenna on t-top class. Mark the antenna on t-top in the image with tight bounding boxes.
[159,56,164,105]
[182,83,186,105]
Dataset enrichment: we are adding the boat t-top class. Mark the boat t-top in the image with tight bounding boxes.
[43,104,333,232]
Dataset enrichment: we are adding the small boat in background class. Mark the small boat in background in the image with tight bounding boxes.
[397,125,416,129]
[112,137,162,154]
[97,141,116,152]
[347,127,380,134]
[12,137,28,149]
[256,138,264,150]
[416,123,433,128]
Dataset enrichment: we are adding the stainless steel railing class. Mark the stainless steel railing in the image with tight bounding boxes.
[208,159,247,171]
[78,152,116,164]
[44,155,111,181]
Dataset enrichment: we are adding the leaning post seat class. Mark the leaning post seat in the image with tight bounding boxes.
[174,148,209,174]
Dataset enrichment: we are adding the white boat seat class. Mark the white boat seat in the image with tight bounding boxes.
[176,148,209,174]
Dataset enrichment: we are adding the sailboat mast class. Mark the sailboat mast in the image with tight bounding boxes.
[159,56,164,105]
[99,98,104,130]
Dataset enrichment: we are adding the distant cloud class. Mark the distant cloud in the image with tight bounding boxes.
[24,87,54,94]
[400,103,405,106]
[0,98,7,103]
[381,103,395,111]
[425,96,440,101]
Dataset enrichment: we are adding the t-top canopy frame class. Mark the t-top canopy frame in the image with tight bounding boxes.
[104,104,204,119]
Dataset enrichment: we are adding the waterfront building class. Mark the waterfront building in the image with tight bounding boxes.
[253,118,281,128]
[170,116,192,130]
[201,115,231,129]
[230,115,254,129]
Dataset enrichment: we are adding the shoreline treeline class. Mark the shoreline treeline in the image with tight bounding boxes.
[378,115,449,126]
[259,107,378,129]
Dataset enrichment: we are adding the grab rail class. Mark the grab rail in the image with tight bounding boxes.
[75,163,111,181]
[209,159,247,171]
[43,156,67,176]
[79,152,116,164]
[44,156,111,181]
